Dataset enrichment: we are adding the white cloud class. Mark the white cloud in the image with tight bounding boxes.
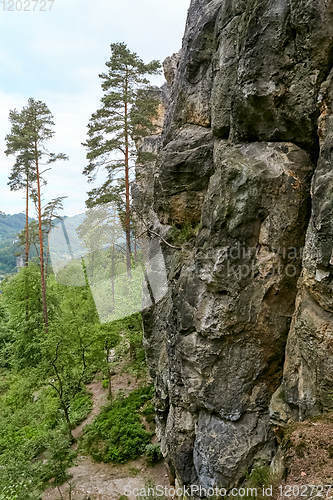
[0,0,191,216]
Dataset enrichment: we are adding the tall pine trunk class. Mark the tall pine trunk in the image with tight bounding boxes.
[111,241,115,310]
[124,72,132,279]
[34,141,48,330]
[25,173,29,266]
[134,235,137,263]
[24,172,30,321]
[45,231,50,280]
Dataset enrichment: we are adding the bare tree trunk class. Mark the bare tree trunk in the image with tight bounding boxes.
[51,350,74,442]
[45,231,50,279]
[62,402,73,442]
[134,235,137,263]
[67,481,73,500]
[25,176,29,266]
[25,174,30,321]
[34,140,48,331]
[111,242,115,310]
[56,487,64,500]
[124,71,132,279]
[105,343,112,400]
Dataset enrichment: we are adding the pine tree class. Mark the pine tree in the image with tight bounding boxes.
[5,114,36,267]
[83,42,161,278]
[5,98,68,330]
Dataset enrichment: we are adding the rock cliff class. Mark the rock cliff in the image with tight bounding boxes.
[134,0,333,491]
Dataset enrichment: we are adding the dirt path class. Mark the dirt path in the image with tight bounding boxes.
[43,368,170,500]
[72,368,140,442]
[72,379,108,442]
[51,457,170,500]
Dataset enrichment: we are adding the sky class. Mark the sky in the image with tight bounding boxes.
[0,0,190,216]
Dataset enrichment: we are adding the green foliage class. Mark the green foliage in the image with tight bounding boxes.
[0,247,151,496]
[0,240,17,277]
[0,56,159,499]
[83,42,161,209]
[96,312,144,371]
[169,222,200,246]
[141,401,155,423]
[69,392,93,427]
[1,265,48,368]
[80,386,154,463]
[0,302,11,368]
[0,370,89,498]
[0,370,74,499]
[42,430,75,487]
[13,198,67,268]
[5,98,68,174]
[116,313,146,377]
[0,265,100,496]
[144,444,163,465]
[102,378,109,389]
[246,465,272,487]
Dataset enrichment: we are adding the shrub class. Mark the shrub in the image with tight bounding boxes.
[142,401,155,424]
[145,444,163,465]
[80,386,154,463]
[246,465,272,487]
[69,391,93,427]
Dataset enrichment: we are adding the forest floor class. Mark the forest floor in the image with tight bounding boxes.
[276,413,333,500]
[42,366,170,500]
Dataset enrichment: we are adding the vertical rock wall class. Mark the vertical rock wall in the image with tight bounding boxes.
[134,0,333,490]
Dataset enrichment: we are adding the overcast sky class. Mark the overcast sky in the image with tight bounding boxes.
[0,0,190,216]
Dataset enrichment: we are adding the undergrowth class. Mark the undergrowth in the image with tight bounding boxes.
[80,385,154,463]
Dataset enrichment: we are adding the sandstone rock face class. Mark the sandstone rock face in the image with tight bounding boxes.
[272,68,333,421]
[134,0,333,491]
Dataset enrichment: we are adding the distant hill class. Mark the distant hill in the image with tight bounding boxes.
[0,212,95,279]
[0,213,27,240]
[0,213,27,277]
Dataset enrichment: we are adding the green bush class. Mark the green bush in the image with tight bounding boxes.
[119,313,147,378]
[80,386,154,463]
[69,391,93,427]
[0,372,74,499]
[145,444,163,465]
[40,430,75,486]
[142,401,155,424]
[0,266,150,496]
[246,465,272,487]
